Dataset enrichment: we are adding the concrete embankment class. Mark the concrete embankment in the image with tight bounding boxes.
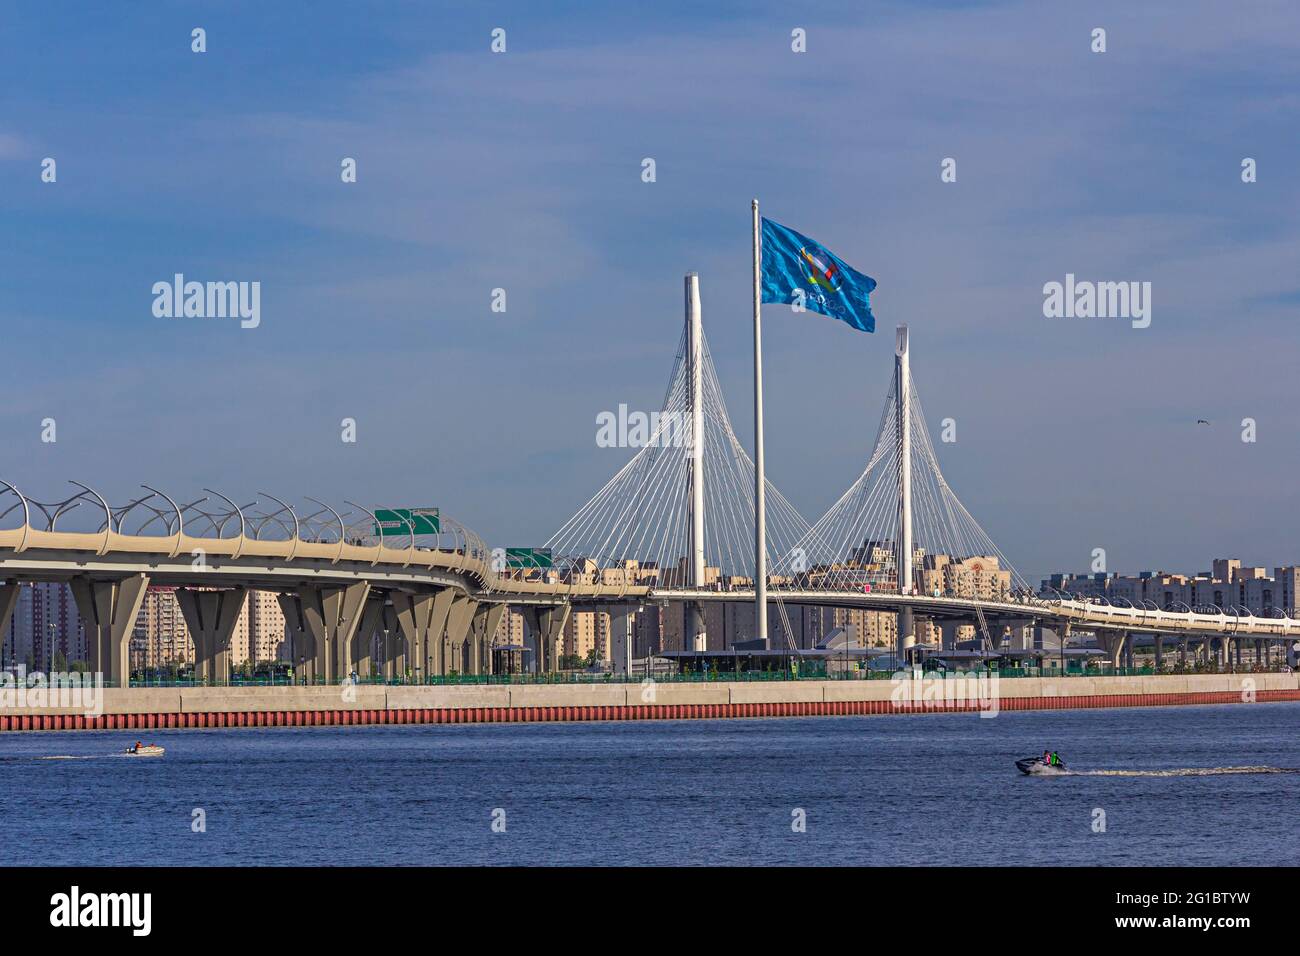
[1,672,1297,731]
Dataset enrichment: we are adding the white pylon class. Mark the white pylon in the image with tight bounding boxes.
[896,324,915,661]
[896,324,913,597]
[686,272,707,651]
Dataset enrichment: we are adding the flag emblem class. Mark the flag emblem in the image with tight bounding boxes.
[799,247,842,292]
[760,216,876,333]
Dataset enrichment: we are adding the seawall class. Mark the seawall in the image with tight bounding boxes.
[1,672,1297,731]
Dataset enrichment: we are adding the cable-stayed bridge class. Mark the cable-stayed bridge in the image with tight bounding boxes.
[3,275,1298,685]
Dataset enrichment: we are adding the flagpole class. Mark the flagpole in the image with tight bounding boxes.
[752,199,768,648]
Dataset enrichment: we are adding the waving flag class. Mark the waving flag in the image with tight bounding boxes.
[760,217,876,333]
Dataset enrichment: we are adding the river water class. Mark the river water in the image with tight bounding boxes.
[1,703,1296,866]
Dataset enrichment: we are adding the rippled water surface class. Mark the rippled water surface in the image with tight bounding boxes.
[1,702,1297,865]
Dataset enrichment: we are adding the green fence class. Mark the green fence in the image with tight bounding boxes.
[127,661,1287,689]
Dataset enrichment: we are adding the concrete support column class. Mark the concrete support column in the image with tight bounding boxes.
[524,605,571,674]
[1153,634,1163,670]
[174,587,249,685]
[380,603,404,680]
[0,582,20,665]
[487,604,506,674]
[392,590,455,682]
[425,590,455,677]
[353,595,386,680]
[685,602,707,653]
[70,574,150,689]
[471,603,506,676]
[609,604,636,675]
[276,593,314,682]
[1179,636,1187,666]
[1098,629,1127,669]
[467,612,482,674]
[443,596,478,676]
[896,607,915,664]
[297,582,371,684]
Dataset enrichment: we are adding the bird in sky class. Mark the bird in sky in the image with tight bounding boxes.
[1196,419,1211,425]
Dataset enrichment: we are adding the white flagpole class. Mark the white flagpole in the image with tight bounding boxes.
[751,199,768,648]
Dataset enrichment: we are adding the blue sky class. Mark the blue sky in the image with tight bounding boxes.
[2,0,1298,579]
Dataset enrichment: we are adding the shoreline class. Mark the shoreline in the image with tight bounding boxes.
[1,672,1296,731]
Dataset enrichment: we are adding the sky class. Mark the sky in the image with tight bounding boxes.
[1,0,1298,581]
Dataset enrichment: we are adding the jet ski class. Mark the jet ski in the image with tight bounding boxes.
[1016,755,1067,775]
[124,743,165,757]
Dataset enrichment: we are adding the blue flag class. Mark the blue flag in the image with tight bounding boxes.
[760,217,876,333]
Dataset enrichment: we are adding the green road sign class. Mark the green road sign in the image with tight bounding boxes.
[506,547,553,569]
[374,507,440,537]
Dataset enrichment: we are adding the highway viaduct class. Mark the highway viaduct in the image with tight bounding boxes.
[3,525,1298,687]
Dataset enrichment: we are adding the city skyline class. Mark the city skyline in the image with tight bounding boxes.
[2,2,1299,581]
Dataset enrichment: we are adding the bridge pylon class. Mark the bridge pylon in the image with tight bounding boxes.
[544,275,810,627]
[70,574,150,689]
[685,273,707,652]
[780,326,1029,612]
[895,324,915,662]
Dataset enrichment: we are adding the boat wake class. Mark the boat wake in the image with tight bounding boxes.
[35,754,125,760]
[1073,766,1299,777]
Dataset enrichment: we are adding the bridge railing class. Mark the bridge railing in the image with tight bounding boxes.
[7,481,1300,635]
[0,480,669,604]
